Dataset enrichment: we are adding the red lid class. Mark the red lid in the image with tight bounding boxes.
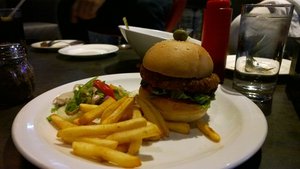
[206,0,231,8]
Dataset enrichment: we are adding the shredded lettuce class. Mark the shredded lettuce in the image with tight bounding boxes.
[151,88,214,109]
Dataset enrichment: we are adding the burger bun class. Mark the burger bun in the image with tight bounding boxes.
[143,40,213,79]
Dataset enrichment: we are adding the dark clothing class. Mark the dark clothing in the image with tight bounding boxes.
[57,0,173,42]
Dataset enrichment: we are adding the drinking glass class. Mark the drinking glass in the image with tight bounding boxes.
[233,4,294,103]
[0,8,26,46]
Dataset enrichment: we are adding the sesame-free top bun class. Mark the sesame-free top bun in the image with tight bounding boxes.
[143,40,213,79]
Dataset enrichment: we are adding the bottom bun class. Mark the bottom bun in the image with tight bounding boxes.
[139,87,207,122]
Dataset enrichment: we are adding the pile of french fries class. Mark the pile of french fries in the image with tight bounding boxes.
[48,94,220,168]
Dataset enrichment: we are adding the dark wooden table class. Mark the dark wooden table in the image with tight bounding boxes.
[1,46,299,169]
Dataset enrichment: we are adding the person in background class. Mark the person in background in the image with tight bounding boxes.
[228,0,300,54]
[57,0,173,43]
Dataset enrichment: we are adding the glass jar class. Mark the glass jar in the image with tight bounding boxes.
[0,43,34,106]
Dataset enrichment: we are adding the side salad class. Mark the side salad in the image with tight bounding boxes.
[51,77,129,117]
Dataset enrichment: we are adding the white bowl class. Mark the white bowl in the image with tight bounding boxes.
[119,25,201,58]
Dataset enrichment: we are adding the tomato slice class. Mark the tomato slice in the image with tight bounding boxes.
[93,80,115,99]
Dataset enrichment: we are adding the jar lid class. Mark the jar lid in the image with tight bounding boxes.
[0,43,26,61]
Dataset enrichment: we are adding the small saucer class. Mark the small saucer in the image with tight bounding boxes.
[58,44,119,58]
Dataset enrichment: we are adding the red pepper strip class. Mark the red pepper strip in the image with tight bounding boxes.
[93,80,115,99]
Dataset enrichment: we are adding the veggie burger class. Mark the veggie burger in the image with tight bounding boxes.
[139,39,220,122]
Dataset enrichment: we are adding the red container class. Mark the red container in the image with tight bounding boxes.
[201,0,232,83]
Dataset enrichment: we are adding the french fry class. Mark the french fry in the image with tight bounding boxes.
[143,122,161,141]
[73,117,97,125]
[106,122,161,144]
[58,117,147,143]
[101,97,134,124]
[118,109,133,121]
[72,141,103,161]
[48,114,77,129]
[72,142,141,168]
[78,97,115,125]
[101,96,128,121]
[116,144,129,153]
[75,137,118,149]
[79,103,99,113]
[127,139,142,155]
[128,105,143,155]
[166,121,190,134]
[136,96,169,137]
[132,106,142,118]
[197,120,221,142]
[72,118,81,125]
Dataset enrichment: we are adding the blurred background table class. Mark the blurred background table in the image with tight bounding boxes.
[0,46,299,169]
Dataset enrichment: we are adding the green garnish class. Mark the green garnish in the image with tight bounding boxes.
[173,29,188,41]
[151,88,214,109]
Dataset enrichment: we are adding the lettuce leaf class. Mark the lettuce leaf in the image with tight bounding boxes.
[151,88,214,109]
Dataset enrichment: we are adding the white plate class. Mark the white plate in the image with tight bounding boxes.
[226,55,291,75]
[12,73,267,169]
[31,40,83,50]
[58,44,119,57]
